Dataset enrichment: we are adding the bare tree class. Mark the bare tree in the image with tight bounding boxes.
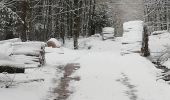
[144,0,170,33]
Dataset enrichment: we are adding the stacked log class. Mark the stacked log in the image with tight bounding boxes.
[0,39,46,73]
[0,39,25,73]
[121,21,143,55]
[0,59,25,73]
[11,42,46,68]
[0,60,25,73]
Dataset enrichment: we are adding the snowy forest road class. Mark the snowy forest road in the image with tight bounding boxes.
[68,51,141,100]
[68,51,170,100]
[46,37,170,100]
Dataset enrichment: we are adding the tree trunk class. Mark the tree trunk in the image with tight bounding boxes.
[21,1,29,41]
[141,24,150,57]
[73,0,80,49]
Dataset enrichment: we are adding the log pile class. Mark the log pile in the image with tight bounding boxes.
[121,21,144,55]
[11,42,46,68]
[0,60,25,73]
[0,39,46,73]
[0,66,25,73]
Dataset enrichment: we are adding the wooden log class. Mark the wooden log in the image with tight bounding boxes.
[12,41,46,67]
[0,66,25,73]
[0,41,45,69]
[0,60,25,73]
[12,55,40,64]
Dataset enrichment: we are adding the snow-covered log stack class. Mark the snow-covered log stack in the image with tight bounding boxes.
[121,21,143,55]
[0,60,25,73]
[0,39,46,73]
[0,42,25,73]
[11,42,46,68]
[101,27,115,40]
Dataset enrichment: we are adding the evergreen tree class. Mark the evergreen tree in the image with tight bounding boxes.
[0,2,23,40]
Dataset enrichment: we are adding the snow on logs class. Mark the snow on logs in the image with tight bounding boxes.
[121,20,149,56]
[0,60,25,73]
[0,42,24,73]
[0,39,46,73]
[11,42,46,68]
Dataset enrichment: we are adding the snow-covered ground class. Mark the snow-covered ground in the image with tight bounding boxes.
[67,36,170,100]
[0,66,57,100]
[1,23,170,100]
[148,31,170,72]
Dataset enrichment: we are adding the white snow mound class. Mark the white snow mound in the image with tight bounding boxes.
[47,38,61,48]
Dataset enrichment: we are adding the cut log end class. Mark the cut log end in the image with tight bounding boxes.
[0,66,25,73]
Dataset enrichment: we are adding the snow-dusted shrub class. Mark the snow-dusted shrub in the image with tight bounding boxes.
[155,46,170,65]
[149,32,170,63]
[93,4,114,33]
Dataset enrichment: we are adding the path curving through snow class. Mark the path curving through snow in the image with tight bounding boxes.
[65,38,170,100]
[45,37,170,100]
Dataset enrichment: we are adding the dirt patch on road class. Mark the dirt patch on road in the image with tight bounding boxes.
[54,63,80,100]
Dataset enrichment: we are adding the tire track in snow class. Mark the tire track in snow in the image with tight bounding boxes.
[116,73,138,100]
[53,63,80,100]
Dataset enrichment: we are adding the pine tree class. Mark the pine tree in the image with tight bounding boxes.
[0,2,23,40]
